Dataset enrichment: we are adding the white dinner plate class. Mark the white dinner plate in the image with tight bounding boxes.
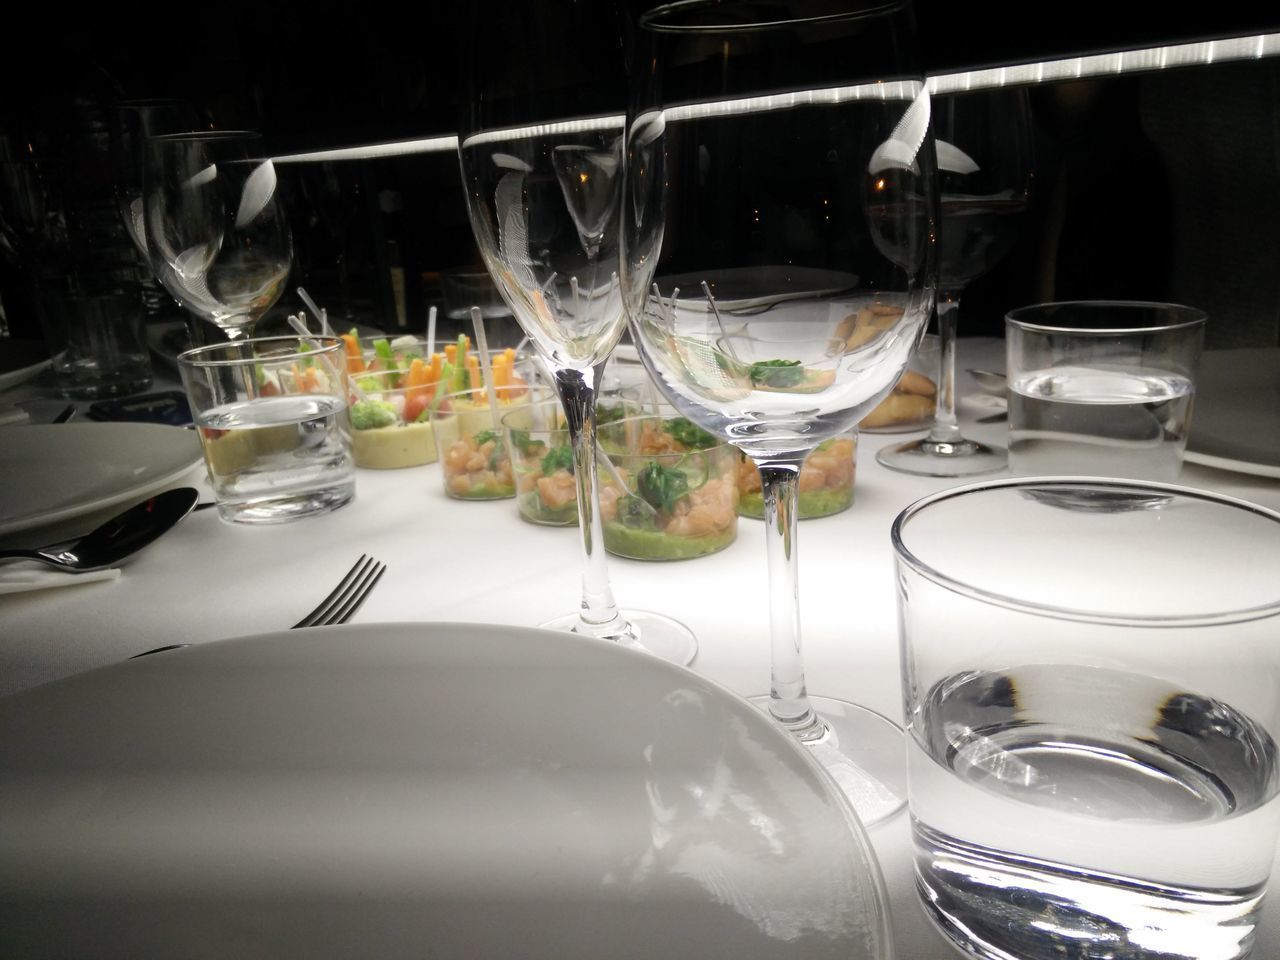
[0,622,892,960]
[0,339,53,391]
[1185,348,1280,478]
[0,422,203,535]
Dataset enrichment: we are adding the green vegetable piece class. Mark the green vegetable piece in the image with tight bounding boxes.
[473,429,500,447]
[618,495,658,530]
[636,460,689,512]
[373,338,396,368]
[749,358,804,389]
[508,428,546,456]
[663,417,717,450]
[350,400,398,430]
[452,334,470,393]
[597,402,625,425]
[541,445,574,475]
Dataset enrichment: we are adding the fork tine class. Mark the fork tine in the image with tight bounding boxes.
[293,555,371,629]
[328,559,386,626]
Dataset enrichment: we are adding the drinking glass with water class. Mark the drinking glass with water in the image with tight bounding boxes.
[178,335,355,523]
[893,478,1280,960]
[1005,301,1206,482]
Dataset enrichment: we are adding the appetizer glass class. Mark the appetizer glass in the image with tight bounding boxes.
[347,369,439,469]
[738,429,858,521]
[503,397,578,527]
[431,386,521,500]
[596,414,739,561]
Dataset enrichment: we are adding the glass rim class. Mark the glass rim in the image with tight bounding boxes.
[149,129,262,143]
[891,476,1280,628]
[431,384,530,416]
[1005,300,1208,336]
[177,335,343,368]
[598,411,732,450]
[640,0,908,33]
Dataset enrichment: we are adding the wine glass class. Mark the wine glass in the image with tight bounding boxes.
[622,0,937,823]
[457,0,697,665]
[142,131,293,341]
[877,85,1033,476]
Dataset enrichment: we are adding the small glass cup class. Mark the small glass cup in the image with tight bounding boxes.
[431,386,523,500]
[893,477,1280,960]
[178,335,355,523]
[595,413,738,561]
[1005,301,1206,482]
[347,370,439,469]
[502,397,577,526]
[737,429,858,520]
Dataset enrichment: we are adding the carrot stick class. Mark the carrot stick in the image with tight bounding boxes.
[340,334,364,373]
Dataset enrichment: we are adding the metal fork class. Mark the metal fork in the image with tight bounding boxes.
[291,554,387,628]
[130,555,387,659]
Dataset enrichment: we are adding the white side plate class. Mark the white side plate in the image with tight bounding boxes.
[0,422,203,535]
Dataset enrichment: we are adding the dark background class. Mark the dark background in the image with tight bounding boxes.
[2,2,1279,346]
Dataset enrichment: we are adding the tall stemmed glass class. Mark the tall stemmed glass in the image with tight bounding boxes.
[458,0,697,665]
[623,0,937,823]
[877,85,1032,476]
[143,131,292,341]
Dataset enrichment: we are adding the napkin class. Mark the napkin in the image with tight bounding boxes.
[0,565,121,595]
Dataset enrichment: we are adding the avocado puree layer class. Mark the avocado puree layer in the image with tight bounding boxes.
[738,483,853,520]
[603,521,736,561]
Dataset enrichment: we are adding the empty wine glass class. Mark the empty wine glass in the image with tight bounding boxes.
[143,131,292,341]
[877,85,1033,476]
[622,0,937,823]
[458,0,697,665]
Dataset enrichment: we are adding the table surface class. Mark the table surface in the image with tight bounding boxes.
[3,337,1279,959]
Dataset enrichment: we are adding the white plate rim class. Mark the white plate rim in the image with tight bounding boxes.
[0,422,203,536]
[0,351,53,391]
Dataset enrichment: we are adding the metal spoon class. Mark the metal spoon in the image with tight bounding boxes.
[0,487,200,573]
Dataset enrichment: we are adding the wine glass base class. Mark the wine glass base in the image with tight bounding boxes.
[876,436,1007,478]
[540,609,698,667]
[749,693,907,827]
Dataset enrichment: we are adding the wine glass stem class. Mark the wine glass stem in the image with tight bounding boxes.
[926,292,963,444]
[758,461,826,742]
[556,363,623,637]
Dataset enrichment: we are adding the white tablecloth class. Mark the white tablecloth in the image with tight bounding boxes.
[3,338,1278,958]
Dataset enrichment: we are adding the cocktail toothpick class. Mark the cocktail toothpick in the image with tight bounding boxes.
[469,306,503,435]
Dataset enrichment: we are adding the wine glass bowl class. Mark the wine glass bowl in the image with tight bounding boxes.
[143,131,293,340]
[623,0,937,823]
[877,85,1033,476]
